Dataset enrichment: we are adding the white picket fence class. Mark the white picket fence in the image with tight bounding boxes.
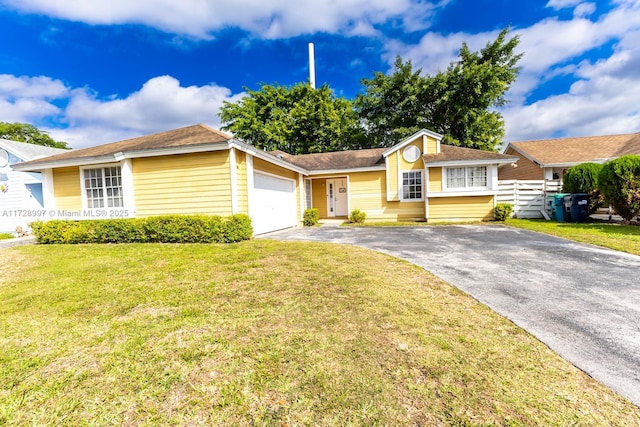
[497,180,562,219]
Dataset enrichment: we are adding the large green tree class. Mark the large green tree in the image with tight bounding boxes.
[0,122,70,149]
[355,27,522,150]
[219,83,363,154]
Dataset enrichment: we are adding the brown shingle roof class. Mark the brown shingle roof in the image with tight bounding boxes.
[509,132,640,165]
[274,148,387,171]
[422,145,517,163]
[19,124,231,167]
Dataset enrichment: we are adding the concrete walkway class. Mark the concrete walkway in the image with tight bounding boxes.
[264,224,640,407]
[0,235,36,249]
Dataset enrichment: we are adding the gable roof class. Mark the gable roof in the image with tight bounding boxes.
[423,145,518,166]
[16,124,231,169]
[505,132,640,167]
[0,138,67,162]
[382,129,443,157]
[274,148,387,172]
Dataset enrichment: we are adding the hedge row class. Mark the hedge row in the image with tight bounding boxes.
[30,214,253,244]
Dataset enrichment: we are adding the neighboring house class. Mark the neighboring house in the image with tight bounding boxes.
[499,131,640,181]
[14,124,518,235]
[0,139,67,234]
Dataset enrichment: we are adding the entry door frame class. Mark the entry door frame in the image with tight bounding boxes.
[326,177,349,217]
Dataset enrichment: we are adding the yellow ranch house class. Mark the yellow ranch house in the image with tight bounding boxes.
[14,124,518,235]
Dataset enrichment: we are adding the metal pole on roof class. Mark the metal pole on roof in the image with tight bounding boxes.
[308,42,316,89]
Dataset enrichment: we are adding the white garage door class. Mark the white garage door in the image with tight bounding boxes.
[251,171,297,235]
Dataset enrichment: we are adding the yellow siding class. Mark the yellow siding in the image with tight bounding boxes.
[428,195,495,221]
[53,167,82,210]
[235,151,248,214]
[133,152,232,216]
[385,152,399,201]
[253,158,297,180]
[425,135,438,154]
[398,140,425,171]
[428,167,442,192]
[311,171,425,221]
[311,179,328,217]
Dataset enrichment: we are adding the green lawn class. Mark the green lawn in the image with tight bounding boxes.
[506,219,640,256]
[1,241,639,426]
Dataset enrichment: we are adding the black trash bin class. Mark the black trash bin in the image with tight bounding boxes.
[563,194,572,222]
[570,193,590,223]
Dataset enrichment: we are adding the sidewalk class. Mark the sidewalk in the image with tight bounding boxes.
[0,235,36,249]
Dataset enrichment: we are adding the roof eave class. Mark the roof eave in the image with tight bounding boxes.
[12,142,233,172]
[229,139,310,175]
[424,157,519,167]
[307,165,386,175]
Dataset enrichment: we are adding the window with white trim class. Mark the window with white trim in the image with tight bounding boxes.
[445,166,487,189]
[305,179,312,209]
[402,170,423,200]
[83,166,123,208]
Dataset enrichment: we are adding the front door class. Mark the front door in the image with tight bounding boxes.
[327,178,348,217]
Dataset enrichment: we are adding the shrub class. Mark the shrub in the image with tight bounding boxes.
[598,155,640,221]
[222,214,253,243]
[349,209,366,223]
[563,162,604,214]
[30,214,253,244]
[0,232,14,240]
[303,208,320,226]
[494,203,513,221]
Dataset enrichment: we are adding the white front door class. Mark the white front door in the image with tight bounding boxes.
[327,178,348,217]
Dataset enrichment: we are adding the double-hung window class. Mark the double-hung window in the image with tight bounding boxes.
[445,166,487,189]
[402,170,423,200]
[83,166,123,208]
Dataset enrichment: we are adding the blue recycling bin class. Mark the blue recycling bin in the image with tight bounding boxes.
[553,194,568,221]
[570,193,590,223]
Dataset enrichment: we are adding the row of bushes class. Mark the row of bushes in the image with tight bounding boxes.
[303,208,367,226]
[30,214,253,244]
[563,155,640,220]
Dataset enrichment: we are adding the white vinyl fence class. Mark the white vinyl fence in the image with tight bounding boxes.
[497,180,562,219]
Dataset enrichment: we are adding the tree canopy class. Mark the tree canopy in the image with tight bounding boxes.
[220,28,522,154]
[219,83,363,155]
[0,122,70,149]
[355,27,522,151]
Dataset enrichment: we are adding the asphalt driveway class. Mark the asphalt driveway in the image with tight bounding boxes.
[264,224,640,407]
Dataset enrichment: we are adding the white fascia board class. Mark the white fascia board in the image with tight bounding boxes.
[307,165,386,176]
[425,157,519,168]
[229,139,310,175]
[12,155,119,171]
[382,129,444,157]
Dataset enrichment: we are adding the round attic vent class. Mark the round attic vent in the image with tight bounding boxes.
[403,145,421,163]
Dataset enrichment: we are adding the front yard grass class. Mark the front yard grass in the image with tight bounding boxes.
[1,241,639,426]
[506,218,640,256]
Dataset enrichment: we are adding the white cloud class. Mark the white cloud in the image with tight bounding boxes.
[545,0,583,10]
[574,2,596,17]
[0,0,439,39]
[0,75,68,122]
[0,73,243,149]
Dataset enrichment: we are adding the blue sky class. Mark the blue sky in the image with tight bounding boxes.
[1,0,639,149]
